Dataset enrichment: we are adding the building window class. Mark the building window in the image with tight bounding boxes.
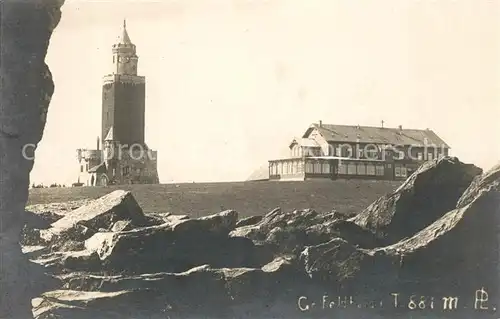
[335,146,341,156]
[122,166,130,176]
[338,162,347,174]
[365,146,379,160]
[341,146,353,158]
[357,148,363,159]
[401,166,408,178]
[417,153,423,160]
[395,150,405,160]
[395,166,401,177]
[306,162,314,173]
[322,163,330,174]
[376,165,385,176]
[297,161,304,173]
[347,163,357,175]
[80,165,83,173]
[357,163,366,175]
[314,162,322,174]
[366,163,376,175]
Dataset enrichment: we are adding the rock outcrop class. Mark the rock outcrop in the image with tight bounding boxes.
[21,160,500,318]
[230,207,379,253]
[40,190,148,243]
[0,1,65,317]
[379,163,500,297]
[351,157,482,244]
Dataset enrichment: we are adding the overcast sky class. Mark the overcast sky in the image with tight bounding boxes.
[32,0,500,185]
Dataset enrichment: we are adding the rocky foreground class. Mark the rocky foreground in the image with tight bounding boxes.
[23,157,499,318]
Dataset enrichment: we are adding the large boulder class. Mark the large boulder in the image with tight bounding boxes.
[351,157,482,244]
[300,238,399,288]
[34,257,303,319]
[457,162,500,208]
[230,208,379,253]
[77,210,272,274]
[31,249,101,272]
[377,163,500,303]
[235,215,263,228]
[22,200,95,246]
[170,209,238,236]
[39,190,148,244]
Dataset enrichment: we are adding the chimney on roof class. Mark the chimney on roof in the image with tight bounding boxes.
[319,120,322,128]
[381,120,385,128]
[398,125,403,131]
[96,136,100,150]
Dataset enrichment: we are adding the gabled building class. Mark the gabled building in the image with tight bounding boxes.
[75,21,159,186]
[269,122,450,181]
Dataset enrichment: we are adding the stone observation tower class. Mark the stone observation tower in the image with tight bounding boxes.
[76,20,159,186]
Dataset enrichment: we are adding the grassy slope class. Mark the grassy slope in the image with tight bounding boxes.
[27,180,400,219]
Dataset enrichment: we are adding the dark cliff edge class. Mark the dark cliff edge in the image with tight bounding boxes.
[0,1,65,317]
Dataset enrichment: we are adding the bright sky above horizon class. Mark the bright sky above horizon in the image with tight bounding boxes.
[32,0,500,185]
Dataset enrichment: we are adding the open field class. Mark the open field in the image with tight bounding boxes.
[28,179,401,218]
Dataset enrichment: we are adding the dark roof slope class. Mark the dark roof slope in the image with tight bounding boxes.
[88,162,107,173]
[305,123,450,148]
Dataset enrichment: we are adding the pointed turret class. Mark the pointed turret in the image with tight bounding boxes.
[111,20,138,76]
[103,126,118,163]
[119,19,132,45]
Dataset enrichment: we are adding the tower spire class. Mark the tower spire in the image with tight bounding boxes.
[119,19,131,44]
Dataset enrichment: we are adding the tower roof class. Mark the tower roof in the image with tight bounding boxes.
[117,19,132,45]
[104,127,115,141]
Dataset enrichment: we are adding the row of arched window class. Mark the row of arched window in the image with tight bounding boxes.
[338,162,385,176]
[270,161,331,175]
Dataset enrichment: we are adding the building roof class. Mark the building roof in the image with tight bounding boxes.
[289,137,321,149]
[305,123,450,148]
[104,127,115,141]
[118,19,132,44]
[88,162,106,173]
